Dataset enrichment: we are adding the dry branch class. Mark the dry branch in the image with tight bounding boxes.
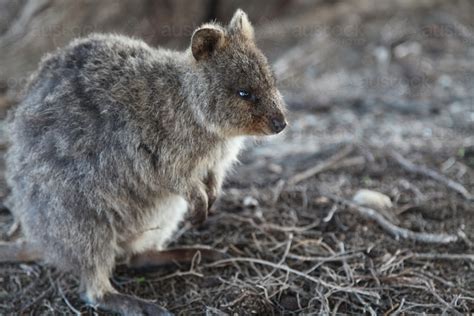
[390,151,474,201]
[410,252,474,261]
[286,253,362,262]
[325,194,459,244]
[57,281,81,315]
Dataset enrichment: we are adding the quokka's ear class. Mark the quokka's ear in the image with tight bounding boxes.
[228,9,254,40]
[191,24,225,61]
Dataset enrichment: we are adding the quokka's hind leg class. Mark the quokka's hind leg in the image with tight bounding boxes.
[86,291,173,316]
[81,253,173,315]
[83,268,173,316]
[126,247,229,271]
[0,240,41,263]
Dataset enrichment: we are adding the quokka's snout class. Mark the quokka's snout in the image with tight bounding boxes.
[253,108,287,135]
[242,99,288,136]
[249,107,287,136]
[269,112,287,134]
[263,99,288,135]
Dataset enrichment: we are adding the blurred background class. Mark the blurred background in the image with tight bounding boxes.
[0,0,473,314]
[0,0,473,153]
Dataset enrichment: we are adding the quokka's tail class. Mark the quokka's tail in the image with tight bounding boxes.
[126,246,229,270]
[0,241,41,263]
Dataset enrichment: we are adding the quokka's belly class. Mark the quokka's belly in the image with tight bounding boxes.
[124,194,188,255]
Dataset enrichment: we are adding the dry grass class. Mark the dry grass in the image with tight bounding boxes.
[1,145,472,315]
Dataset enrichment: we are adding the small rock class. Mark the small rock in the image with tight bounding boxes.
[314,196,330,205]
[393,41,421,58]
[267,163,282,174]
[353,189,392,210]
[243,196,259,208]
[438,74,452,88]
[373,46,390,66]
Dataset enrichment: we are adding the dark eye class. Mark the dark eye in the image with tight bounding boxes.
[237,89,255,101]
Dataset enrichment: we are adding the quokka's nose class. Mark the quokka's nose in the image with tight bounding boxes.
[271,118,287,134]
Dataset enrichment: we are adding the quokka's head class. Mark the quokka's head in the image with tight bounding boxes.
[190,9,287,137]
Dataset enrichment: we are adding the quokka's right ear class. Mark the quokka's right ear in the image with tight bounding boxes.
[191,24,225,61]
[228,9,254,40]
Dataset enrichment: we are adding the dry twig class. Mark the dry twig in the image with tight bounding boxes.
[326,194,459,244]
[390,151,474,201]
[410,252,474,261]
[286,253,362,262]
[57,282,81,315]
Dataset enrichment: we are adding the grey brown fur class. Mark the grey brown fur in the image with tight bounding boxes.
[4,9,286,315]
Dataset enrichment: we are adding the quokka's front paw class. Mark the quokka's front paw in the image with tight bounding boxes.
[188,186,209,226]
[206,185,218,212]
[204,171,218,212]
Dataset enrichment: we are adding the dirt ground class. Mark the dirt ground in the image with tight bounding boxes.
[1,0,473,315]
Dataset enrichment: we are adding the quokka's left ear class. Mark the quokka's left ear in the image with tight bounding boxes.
[191,24,225,61]
[228,9,254,40]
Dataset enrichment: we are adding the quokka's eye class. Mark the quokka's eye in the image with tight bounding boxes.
[237,89,255,101]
